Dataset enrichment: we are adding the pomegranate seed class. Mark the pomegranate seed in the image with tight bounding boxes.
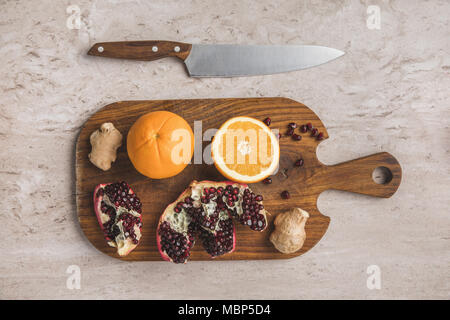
[255,195,263,201]
[286,128,294,136]
[278,133,282,139]
[288,122,297,129]
[300,125,307,133]
[262,177,272,184]
[232,187,239,195]
[295,159,304,167]
[306,123,313,131]
[317,132,324,140]
[311,128,318,137]
[263,117,271,126]
[209,187,216,194]
[292,134,302,141]
[281,190,290,199]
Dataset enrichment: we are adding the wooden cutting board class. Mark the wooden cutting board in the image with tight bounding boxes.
[76,98,401,261]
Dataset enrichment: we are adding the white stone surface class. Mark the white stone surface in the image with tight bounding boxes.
[0,0,449,299]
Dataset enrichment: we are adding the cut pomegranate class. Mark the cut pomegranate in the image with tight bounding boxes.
[157,180,268,263]
[93,181,143,256]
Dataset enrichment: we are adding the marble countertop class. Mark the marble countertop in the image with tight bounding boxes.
[1,0,449,299]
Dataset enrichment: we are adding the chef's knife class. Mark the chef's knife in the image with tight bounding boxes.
[87,40,344,77]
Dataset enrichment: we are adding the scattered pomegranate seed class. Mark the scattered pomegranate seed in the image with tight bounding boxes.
[286,128,294,136]
[300,125,307,133]
[294,159,304,167]
[306,123,313,131]
[263,117,271,126]
[277,133,282,139]
[311,128,318,137]
[288,122,297,129]
[281,190,290,199]
[317,132,324,140]
[292,134,302,141]
[262,177,272,184]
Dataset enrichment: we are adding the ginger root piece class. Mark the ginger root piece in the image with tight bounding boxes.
[88,122,122,171]
[270,207,309,254]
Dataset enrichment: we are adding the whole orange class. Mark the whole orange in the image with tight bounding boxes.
[127,111,194,179]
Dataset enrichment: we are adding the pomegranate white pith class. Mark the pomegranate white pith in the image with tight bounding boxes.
[93,181,143,256]
[157,180,268,264]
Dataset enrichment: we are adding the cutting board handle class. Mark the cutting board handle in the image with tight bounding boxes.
[320,152,402,198]
[87,41,192,61]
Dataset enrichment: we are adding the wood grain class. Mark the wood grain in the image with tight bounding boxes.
[75,98,402,261]
[87,41,192,61]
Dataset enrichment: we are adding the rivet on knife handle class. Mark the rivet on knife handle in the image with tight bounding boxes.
[87,41,192,61]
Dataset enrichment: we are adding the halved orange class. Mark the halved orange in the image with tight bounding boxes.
[211,116,280,183]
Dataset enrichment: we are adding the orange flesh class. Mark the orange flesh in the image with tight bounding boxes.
[217,120,274,176]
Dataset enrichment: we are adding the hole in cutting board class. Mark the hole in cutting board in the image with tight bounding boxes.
[372,166,393,184]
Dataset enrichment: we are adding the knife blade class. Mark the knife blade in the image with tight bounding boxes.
[87,41,344,77]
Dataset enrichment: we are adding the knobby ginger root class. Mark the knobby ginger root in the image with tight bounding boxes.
[270,207,309,254]
[88,123,122,171]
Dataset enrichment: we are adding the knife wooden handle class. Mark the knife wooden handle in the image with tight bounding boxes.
[87,41,192,61]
